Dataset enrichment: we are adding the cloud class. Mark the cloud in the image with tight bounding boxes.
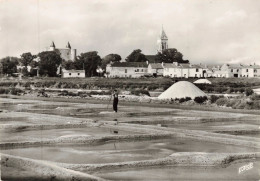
[213,10,247,27]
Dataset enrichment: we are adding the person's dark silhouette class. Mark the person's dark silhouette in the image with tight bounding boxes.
[112,90,118,113]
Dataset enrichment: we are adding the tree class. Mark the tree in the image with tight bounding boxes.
[74,51,102,77]
[20,52,36,67]
[125,49,147,62]
[155,48,189,63]
[0,57,19,75]
[38,51,62,77]
[0,63,3,75]
[62,60,76,70]
[101,54,121,70]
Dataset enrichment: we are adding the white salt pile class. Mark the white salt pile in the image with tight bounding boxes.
[193,79,212,84]
[158,81,206,99]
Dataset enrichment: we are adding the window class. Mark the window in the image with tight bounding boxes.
[78,73,80,75]
[246,69,248,72]
[69,73,71,76]
[141,69,143,72]
[254,69,257,73]
[125,69,127,73]
[136,69,139,72]
[237,69,239,72]
[195,74,197,77]
[231,69,233,72]
[196,68,199,72]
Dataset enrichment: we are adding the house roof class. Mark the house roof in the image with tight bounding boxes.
[111,62,148,68]
[63,69,85,73]
[179,63,191,68]
[163,63,179,68]
[225,64,243,69]
[242,64,260,69]
[190,64,204,68]
[150,63,163,69]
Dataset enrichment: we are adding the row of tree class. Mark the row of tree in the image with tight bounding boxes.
[125,48,189,63]
[0,48,188,77]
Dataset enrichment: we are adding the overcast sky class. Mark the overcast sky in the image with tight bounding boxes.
[0,0,260,64]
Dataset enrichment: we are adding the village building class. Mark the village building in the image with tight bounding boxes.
[62,69,85,78]
[106,62,148,78]
[47,41,77,61]
[241,64,260,77]
[162,62,204,78]
[147,63,164,76]
[219,64,243,78]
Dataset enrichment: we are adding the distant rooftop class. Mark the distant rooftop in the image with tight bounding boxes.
[111,62,148,68]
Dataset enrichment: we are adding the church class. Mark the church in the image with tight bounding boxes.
[47,41,77,61]
[157,26,168,53]
[145,26,169,63]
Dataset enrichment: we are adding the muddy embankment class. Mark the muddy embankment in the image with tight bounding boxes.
[2,152,259,179]
[60,152,260,173]
[1,153,106,181]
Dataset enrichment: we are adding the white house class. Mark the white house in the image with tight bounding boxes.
[163,63,181,77]
[162,63,203,78]
[241,64,260,77]
[62,69,85,78]
[219,64,243,78]
[106,62,148,78]
[147,63,164,76]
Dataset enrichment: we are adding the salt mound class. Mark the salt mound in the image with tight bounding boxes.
[194,79,212,84]
[158,81,206,99]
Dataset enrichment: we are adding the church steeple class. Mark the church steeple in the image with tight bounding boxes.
[66,42,71,49]
[50,41,55,48]
[160,25,168,40]
[157,25,168,53]
[49,41,56,51]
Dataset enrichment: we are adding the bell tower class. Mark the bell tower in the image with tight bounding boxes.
[157,25,168,53]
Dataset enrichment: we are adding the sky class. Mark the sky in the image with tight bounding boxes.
[0,0,260,65]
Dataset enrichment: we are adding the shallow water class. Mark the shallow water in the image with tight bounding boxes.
[95,159,260,181]
[1,138,258,164]
[0,127,137,143]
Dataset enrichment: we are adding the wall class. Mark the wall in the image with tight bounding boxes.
[63,72,85,78]
[108,67,148,78]
[241,68,260,77]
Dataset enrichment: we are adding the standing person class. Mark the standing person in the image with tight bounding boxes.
[112,89,118,113]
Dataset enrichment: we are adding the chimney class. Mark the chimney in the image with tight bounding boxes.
[146,60,149,65]
[161,62,164,67]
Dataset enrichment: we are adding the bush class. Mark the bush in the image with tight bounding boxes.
[226,99,241,108]
[179,97,192,103]
[10,88,24,95]
[251,94,260,101]
[215,98,228,106]
[245,88,254,96]
[210,95,222,103]
[130,89,150,96]
[0,88,9,94]
[89,91,111,95]
[194,96,208,104]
